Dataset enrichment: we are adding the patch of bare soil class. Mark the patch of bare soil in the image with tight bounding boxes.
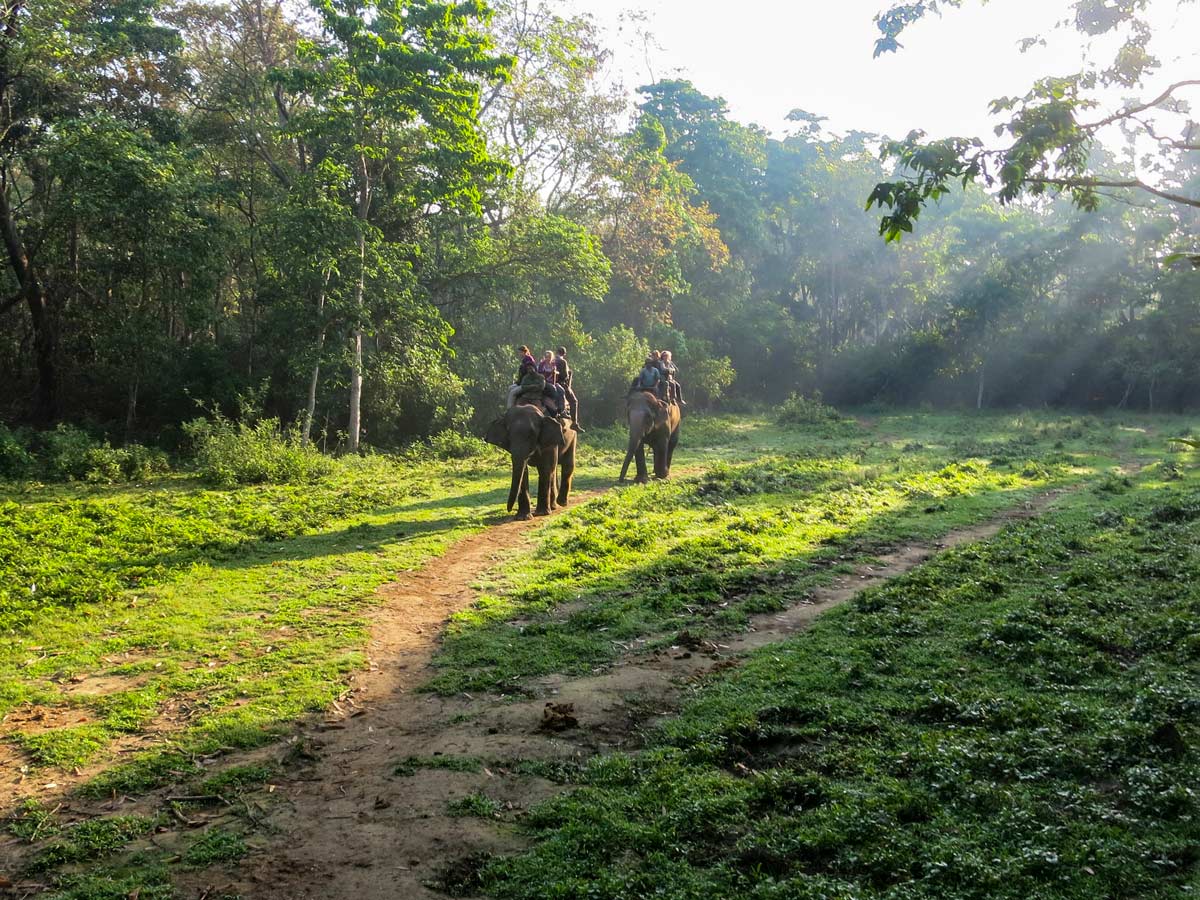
[177,486,1072,900]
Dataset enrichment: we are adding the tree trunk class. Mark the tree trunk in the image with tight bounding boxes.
[0,178,55,423]
[125,375,139,439]
[976,364,985,410]
[301,270,330,446]
[347,156,369,453]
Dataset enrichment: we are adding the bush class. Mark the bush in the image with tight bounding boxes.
[0,423,37,480]
[123,444,171,481]
[81,443,170,484]
[40,423,100,481]
[183,414,333,486]
[83,445,126,483]
[776,392,847,426]
[0,423,172,483]
[427,429,493,460]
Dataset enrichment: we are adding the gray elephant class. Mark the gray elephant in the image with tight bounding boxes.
[484,404,577,519]
[619,391,680,483]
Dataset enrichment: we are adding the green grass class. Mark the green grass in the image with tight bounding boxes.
[2,408,1194,897]
[31,815,158,872]
[448,792,505,819]
[481,467,1200,899]
[183,827,247,868]
[426,412,1139,695]
[1,450,524,796]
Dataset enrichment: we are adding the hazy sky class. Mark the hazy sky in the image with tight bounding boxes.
[566,0,1200,142]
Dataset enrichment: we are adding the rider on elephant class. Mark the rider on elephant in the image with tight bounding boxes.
[659,350,685,407]
[508,345,541,408]
[634,352,665,398]
[537,350,569,418]
[555,347,582,431]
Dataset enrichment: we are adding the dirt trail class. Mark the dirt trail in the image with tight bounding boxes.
[181,485,1070,900]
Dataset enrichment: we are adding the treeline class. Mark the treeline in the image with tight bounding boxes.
[1,0,1197,450]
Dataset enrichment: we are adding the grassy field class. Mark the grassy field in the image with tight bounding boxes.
[482,464,1200,900]
[1,409,1195,897]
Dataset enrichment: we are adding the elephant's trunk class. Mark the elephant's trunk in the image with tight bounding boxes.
[507,460,523,511]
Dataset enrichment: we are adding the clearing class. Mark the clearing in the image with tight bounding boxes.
[3,411,1197,899]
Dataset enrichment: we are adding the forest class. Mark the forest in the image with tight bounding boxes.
[2,0,1198,460]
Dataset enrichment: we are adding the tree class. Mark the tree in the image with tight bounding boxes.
[868,0,1200,258]
[274,0,510,451]
[0,0,181,423]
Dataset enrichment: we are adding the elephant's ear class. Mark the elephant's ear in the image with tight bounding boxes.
[484,416,509,449]
[539,417,566,449]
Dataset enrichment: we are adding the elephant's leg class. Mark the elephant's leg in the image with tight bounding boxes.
[534,448,557,516]
[652,439,668,479]
[664,427,679,478]
[558,441,575,506]
[635,440,649,484]
[515,464,532,520]
[619,433,639,482]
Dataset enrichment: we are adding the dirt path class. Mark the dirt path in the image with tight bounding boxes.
[178,484,1071,900]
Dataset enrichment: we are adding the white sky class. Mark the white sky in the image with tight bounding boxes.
[566,0,1200,142]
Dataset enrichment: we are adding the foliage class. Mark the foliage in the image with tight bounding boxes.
[182,415,333,486]
[2,0,1198,439]
[870,0,1200,248]
[776,392,848,427]
[0,424,38,479]
[426,429,496,461]
[0,425,169,484]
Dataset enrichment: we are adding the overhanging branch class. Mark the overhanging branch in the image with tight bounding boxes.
[1026,175,1200,209]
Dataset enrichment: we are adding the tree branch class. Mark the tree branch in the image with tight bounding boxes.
[1084,79,1200,131]
[1026,175,1200,209]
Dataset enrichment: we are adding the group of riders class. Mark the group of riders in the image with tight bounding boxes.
[504,345,686,430]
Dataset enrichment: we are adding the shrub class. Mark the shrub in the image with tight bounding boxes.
[80,443,170,484]
[40,423,100,481]
[0,424,171,483]
[0,423,37,480]
[83,445,126,483]
[427,429,493,460]
[776,392,846,426]
[123,443,170,481]
[183,414,333,486]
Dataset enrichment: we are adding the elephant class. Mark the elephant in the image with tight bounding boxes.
[619,391,680,483]
[484,404,577,520]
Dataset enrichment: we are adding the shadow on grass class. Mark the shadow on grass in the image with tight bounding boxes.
[422,466,1085,695]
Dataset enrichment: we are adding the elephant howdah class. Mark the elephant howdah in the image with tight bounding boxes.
[619,391,680,483]
[484,404,576,520]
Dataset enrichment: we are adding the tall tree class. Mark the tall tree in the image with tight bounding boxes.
[275,0,509,451]
[0,0,181,423]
